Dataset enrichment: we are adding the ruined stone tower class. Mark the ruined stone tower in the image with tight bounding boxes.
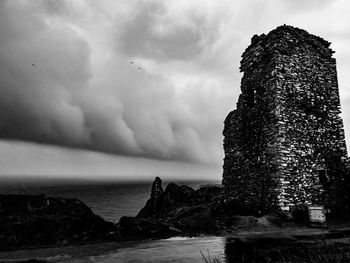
[222,25,349,213]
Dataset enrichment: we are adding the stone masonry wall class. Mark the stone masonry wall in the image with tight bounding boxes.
[222,25,349,213]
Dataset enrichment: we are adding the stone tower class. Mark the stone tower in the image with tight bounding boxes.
[222,25,349,213]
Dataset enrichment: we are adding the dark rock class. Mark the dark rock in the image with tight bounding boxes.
[226,216,258,228]
[137,177,164,218]
[166,205,218,235]
[151,177,164,203]
[118,216,181,240]
[191,185,222,205]
[133,179,225,236]
[0,194,48,214]
[0,195,117,251]
[120,176,302,240]
[161,183,195,212]
[132,178,287,236]
[213,198,259,218]
[137,178,198,218]
[262,210,291,226]
[290,204,310,224]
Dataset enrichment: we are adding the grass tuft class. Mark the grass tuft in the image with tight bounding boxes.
[200,249,224,263]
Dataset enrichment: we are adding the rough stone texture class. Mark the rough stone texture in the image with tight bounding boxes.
[137,176,164,218]
[135,178,226,235]
[222,25,349,214]
[137,178,199,218]
[150,177,164,211]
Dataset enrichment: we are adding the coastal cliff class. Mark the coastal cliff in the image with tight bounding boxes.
[117,177,284,239]
[0,194,117,251]
[0,179,284,251]
[2,177,350,253]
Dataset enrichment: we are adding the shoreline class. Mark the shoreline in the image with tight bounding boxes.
[2,180,350,262]
[2,227,350,262]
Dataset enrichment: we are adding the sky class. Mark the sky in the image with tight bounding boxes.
[0,0,350,181]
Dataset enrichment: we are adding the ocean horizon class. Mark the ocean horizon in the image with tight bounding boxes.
[0,177,220,222]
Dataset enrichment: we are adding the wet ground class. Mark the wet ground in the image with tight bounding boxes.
[1,228,350,263]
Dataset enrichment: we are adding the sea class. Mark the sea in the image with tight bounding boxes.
[0,179,218,222]
[0,178,227,263]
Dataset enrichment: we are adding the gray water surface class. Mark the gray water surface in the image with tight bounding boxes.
[0,237,226,263]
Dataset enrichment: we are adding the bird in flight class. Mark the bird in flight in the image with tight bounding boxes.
[129,61,142,70]
[31,63,35,67]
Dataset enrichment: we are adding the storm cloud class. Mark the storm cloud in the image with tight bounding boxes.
[0,0,350,168]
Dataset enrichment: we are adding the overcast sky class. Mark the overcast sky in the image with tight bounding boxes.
[0,0,349,181]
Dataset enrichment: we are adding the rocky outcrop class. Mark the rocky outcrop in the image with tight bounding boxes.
[1,179,340,251]
[0,195,117,251]
[0,194,49,213]
[0,183,227,250]
[123,178,285,238]
[1,182,253,250]
[123,179,223,236]
[137,179,198,218]
[137,176,165,218]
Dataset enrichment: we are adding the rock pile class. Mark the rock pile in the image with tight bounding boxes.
[223,25,350,214]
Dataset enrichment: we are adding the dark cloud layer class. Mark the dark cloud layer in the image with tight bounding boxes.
[0,1,91,147]
[0,0,349,169]
[0,0,230,164]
